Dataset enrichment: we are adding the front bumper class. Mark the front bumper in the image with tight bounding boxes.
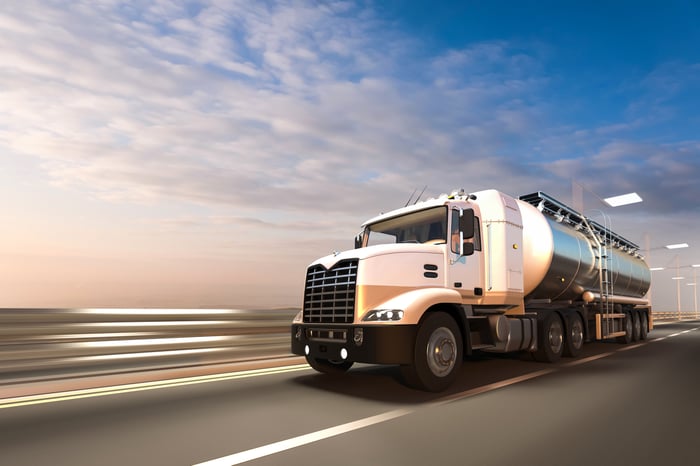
[291,324,417,365]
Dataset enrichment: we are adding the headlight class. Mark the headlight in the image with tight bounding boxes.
[293,310,303,323]
[363,309,404,321]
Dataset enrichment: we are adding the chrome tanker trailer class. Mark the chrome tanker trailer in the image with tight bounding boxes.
[291,189,651,391]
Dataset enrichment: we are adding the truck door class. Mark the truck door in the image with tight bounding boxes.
[448,208,483,299]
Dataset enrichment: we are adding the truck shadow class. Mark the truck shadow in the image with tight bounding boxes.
[290,340,640,405]
[290,351,548,405]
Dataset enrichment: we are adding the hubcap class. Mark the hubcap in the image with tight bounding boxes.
[549,320,563,354]
[426,327,457,377]
[571,320,584,349]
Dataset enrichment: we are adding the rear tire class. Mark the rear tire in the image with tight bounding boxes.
[306,356,353,374]
[534,313,564,363]
[639,312,649,340]
[631,311,641,342]
[401,312,462,392]
[617,311,634,344]
[563,312,584,358]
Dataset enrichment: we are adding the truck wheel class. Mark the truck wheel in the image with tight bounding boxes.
[534,313,564,363]
[563,312,584,358]
[639,312,649,340]
[305,356,353,374]
[617,312,634,344]
[400,312,462,392]
[631,311,641,342]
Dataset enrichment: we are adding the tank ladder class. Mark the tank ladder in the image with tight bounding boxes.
[583,214,626,340]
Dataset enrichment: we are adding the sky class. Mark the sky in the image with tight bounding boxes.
[1,0,699,310]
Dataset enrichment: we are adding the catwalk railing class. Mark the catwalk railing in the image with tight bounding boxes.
[1,308,696,387]
[0,308,298,386]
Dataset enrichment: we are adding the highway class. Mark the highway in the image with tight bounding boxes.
[2,321,699,466]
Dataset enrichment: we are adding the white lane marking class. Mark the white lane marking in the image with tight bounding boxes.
[618,343,646,352]
[194,369,557,466]
[562,352,615,365]
[0,365,311,410]
[195,324,700,466]
[193,408,413,466]
[433,369,556,405]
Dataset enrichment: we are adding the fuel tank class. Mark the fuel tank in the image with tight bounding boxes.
[518,196,651,303]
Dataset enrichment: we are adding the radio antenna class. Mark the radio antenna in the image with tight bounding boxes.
[404,188,417,207]
[413,185,428,204]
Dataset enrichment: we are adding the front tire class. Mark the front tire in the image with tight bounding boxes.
[401,312,463,392]
[306,356,353,374]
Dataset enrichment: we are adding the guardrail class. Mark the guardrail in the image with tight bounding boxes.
[652,311,700,322]
[0,308,298,386]
[1,308,696,389]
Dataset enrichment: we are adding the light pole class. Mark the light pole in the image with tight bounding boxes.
[647,243,690,317]
[673,255,683,320]
[691,265,699,318]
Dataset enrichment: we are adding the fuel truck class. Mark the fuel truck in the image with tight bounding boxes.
[291,190,652,391]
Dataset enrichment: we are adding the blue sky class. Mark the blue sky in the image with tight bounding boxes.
[0,0,698,310]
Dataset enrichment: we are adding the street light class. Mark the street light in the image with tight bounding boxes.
[666,243,690,250]
[571,180,643,211]
[603,192,643,207]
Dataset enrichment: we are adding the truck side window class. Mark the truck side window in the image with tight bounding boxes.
[473,217,482,251]
[450,210,461,254]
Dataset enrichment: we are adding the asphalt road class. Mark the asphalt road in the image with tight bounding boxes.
[2,321,699,466]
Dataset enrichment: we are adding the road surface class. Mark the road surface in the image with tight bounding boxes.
[2,321,699,466]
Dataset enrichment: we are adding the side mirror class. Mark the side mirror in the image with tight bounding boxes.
[462,242,474,256]
[354,233,363,249]
[460,209,475,239]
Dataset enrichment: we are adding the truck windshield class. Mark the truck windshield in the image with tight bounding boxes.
[365,207,447,246]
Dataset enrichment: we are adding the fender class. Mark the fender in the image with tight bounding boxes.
[361,287,463,325]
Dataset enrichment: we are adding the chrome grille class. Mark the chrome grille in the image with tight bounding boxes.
[303,259,358,324]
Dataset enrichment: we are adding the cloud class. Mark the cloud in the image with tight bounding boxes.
[545,139,700,214]
[2,2,697,224]
[0,0,553,223]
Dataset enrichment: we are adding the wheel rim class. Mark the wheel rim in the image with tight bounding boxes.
[426,326,457,377]
[548,319,564,355]
[571,319,584,350]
